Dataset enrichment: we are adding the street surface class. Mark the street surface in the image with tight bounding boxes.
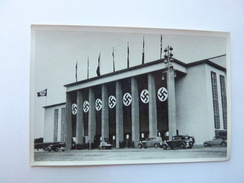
[34,145,227,162]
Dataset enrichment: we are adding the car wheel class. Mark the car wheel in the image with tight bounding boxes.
[204,142,209,147]
[162,144,168,150]
[154,143,159,149]
[188,142,193,149]
[221,142,227,147]
[144,145,147,149]
[181,143,186,149]
[138,144,143,149]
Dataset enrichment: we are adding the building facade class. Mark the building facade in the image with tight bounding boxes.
[43,103,66,142]
[43,55,227,150]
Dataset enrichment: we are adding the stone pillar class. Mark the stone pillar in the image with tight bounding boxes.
[102,85,109,140]
[148,73,157,137]
[116,81,124,148]
[88,88,96,144]
[76,91,84,144]
[167,69,177,140]
[131,77,140,147]
[65,92,72,150]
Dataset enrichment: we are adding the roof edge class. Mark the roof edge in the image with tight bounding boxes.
[186,54,226,71]
[43,102,66,109]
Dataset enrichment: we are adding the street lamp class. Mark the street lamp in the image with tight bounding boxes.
[164,45,173,69]
[163,45,177,140]
[161,46,174,80]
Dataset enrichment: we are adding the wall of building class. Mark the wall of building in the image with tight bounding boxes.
[176,63,226,144]
[44,104,66,142]
[176,64,209,144]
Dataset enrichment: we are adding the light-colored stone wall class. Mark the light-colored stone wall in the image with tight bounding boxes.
[176,63,226,144]
[44,103,66,142]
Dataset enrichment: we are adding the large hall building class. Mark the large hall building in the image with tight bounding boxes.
[43,55,227,150]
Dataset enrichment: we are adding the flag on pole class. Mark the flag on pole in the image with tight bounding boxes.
[127,42,129,68]
[160,34,163,59]
[87,56,89,79]
[96,53,101,76]
[112,47,115,72]
[75,61,78,82]
[142,36,145,64]
[37,89,47,97]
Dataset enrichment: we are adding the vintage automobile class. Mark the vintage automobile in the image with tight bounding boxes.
[138,136,164,149]
[35,141,66,152]
[162,135,195,150]
[203,136,227,147]
[98,140,113,150]
[98,141,113,149]
[46,143,66,152]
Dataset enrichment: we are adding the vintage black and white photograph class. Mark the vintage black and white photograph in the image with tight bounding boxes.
[30,25,231,166]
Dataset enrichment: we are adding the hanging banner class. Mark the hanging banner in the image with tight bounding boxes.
[108,95,116,109]
[123,92,132,106]
[95,98,102,111]
[83,101,89,113]
[157,87,168,102]
[71,103,77,115]
[140,89,149,103]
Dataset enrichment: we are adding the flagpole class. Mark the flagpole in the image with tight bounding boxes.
[127,42,129,68]
[112,47,115,72]
[96,53,101,76]
[46,88,48,106]
[160,34,163,59]
[37,88,48,106]
[87,56,89,79]
[75,60,78,82]
[99,52,101,74]
[142,36,145,64]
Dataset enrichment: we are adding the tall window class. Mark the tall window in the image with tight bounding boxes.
[220,75,227,129]
[53,109,58,142]
[211,72,220,129]
[61,108,66,142]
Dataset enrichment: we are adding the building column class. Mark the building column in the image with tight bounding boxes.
[148,73,157,137]
[116,81,124,148]
[65,92,72,150]
[76,91,84,144]
[102,85,109,140]
[131,77,140,147]
[168,69,177,139]
[88,88,96,144]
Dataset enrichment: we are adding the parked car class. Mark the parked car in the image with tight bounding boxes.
[163,135,195,150]
[34,137,43,143]
[98,141,113,150]
[203,136,227,147]
[46,143,66,152]
[34,141,66,151]
[138,136,164,149]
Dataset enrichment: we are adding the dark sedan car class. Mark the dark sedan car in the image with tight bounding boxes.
[163,135,195,150]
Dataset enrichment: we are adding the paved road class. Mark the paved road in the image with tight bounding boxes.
[34,145,228,163]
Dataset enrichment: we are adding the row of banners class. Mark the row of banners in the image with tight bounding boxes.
[71,87,168,115]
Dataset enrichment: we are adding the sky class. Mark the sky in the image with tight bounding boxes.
[32,25,228,138]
